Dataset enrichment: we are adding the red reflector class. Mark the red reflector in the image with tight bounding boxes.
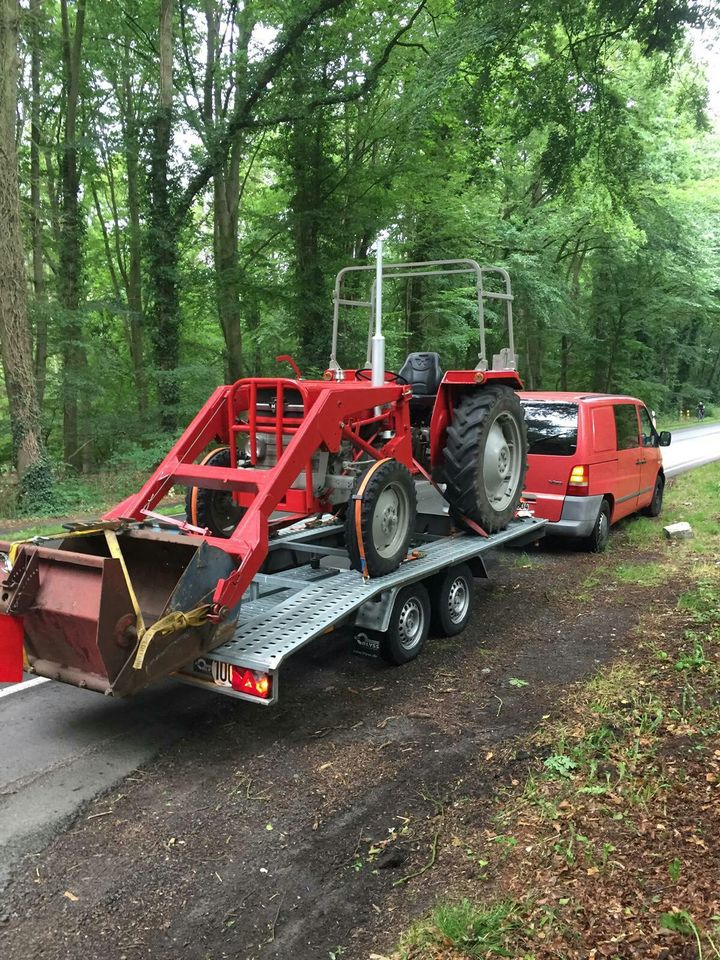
[231,666,272,699]
[0,614,24,682]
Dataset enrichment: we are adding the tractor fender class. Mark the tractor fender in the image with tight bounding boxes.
[429,370,524,469]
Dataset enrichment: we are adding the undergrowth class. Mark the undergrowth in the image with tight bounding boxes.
[392,462,720,960]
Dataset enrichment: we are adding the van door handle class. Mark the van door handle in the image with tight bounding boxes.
[636,458,646,465]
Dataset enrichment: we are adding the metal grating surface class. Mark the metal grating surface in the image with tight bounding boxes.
[209,518,545,672]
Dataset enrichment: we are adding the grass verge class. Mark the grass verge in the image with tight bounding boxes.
[391,462,720,960]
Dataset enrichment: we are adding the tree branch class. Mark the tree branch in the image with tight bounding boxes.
[176,0,426,220]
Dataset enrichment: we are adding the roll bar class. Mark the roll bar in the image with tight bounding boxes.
[329,258,515,378]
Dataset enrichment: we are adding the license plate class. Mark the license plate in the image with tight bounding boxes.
[211,660,233,687]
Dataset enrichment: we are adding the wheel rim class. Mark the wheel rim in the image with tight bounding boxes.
[372,481,412,559]
[447,576,470,624]
[481,411,523,512]
[209,492,244,537]
[397,596,425,650]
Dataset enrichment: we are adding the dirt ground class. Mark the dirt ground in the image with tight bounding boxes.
[0,542,637,960]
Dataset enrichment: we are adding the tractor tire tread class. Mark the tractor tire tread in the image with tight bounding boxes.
[441,386,528,533]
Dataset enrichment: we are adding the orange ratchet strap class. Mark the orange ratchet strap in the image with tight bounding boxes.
[353,457,392,579]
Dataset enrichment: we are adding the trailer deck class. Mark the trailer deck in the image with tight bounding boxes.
[176,514,546,704]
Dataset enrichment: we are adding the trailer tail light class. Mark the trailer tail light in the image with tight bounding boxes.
[567,464,589,494]
[231,666,272,700]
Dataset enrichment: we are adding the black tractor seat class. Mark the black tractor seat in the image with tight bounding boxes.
[398,352,443,401]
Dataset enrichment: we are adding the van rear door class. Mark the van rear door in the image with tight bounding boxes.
[521,401,579,521]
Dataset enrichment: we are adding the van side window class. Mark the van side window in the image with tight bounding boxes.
[614,404,640,450]
[639,406,657,447]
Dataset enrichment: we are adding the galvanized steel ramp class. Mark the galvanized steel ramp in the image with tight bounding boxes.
[206,517,545,673]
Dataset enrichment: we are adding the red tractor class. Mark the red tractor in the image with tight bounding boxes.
[0,254,528,697]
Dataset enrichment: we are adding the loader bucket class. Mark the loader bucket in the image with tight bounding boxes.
[0,529,239,697]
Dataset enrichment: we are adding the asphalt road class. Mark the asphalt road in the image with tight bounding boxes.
[661,419,720,477]
[1,420,719,890]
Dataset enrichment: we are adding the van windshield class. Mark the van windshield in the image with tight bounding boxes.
[521,401,578,456]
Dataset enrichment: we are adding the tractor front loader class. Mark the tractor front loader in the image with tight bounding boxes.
[0,253,528,698]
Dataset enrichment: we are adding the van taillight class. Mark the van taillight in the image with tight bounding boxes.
[567,464,589,494]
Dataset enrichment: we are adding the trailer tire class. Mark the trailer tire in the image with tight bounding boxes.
[379,583,430,665]
[429,563,474,637]
[345,459,417,577]
[442,386,528,533]
[185,447,245,538]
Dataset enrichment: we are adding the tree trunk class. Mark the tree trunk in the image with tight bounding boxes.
[148,0,179,430]
[58,0,87,470]
[559,334,569,390]
[123,41,148,414]
[29,0,48,407]
[214,168,244,381]
[0,0,49,501]
[290,109,327,375]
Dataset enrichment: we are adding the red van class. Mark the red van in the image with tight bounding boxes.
[519,392,671,551]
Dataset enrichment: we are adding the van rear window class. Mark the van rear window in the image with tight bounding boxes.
[521,402,578,456]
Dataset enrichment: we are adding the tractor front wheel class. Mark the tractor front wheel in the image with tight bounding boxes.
[442,386,528,533]
[185,447,245,538]
[345,459,417,577]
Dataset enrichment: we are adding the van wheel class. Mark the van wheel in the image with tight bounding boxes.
[429,563,474,637]
[641,474,664,518]
[584,499,611,553]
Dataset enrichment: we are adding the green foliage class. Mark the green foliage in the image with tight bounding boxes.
[17,456,57,516]
[1,0,718,497]
[402,898,521,957]
[544,754,578,778]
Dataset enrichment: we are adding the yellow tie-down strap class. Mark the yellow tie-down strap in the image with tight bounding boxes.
[105,529,213,671]
[6,526,210,673]
[131,605,212,670]
[104,529,146,636]
[8,526,109,566]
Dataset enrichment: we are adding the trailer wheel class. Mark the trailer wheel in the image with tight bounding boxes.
[345,459,417,577]
[185,447,245,538]
[429,563,474,637]
[379,583,430,665]
[442,386,528,533]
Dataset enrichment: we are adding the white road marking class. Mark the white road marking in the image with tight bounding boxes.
[0,676,50,700]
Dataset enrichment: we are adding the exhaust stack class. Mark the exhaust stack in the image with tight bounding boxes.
[371,238,385,387]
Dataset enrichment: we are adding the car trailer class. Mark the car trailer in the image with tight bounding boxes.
[175,506,546,706]
[0,252,540,702]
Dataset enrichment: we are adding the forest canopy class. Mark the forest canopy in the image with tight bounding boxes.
[0,0,718,510]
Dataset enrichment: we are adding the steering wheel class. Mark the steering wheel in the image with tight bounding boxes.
[354,368,408,385]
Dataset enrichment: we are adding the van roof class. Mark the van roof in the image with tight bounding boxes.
[518,391,642,406]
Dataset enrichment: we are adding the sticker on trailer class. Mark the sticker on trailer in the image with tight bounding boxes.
[353,630,380,657]
[192,658,212,678]
[211,660,233,687]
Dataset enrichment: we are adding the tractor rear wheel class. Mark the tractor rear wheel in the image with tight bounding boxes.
[442,386,528,533]
[345,459,417,577]
[185,447,245,538]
